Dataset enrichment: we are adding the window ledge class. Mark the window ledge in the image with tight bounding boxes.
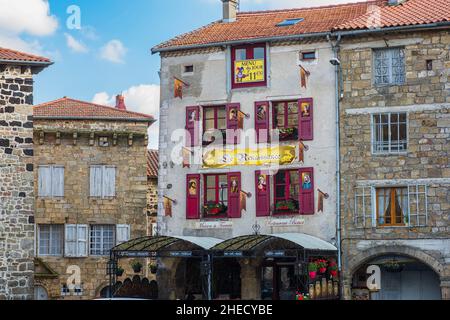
[372,152,408,156]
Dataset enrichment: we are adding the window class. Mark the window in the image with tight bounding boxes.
[373,47,405,85]
[90,225,116,256]
[276,18,304,27]
[90,165,116,198]
[372,113,407,154]
[116,225,130,244]
[98,136,109,147]
[65,225,88,257]
[376,187,408,226]
[203,106,227,145]
[38,165,64,197]
[232,44,266,89]
[38,225,63,256]
[273,101,299,141]
[274,170,300,214]
[184,65,194,74]
[300,51,316,61]
[204,174,228,218]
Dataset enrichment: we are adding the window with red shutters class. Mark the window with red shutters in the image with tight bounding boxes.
[186,174,200,219]
[255,101,270,144]
[203,174,228,219]
[273,101,299,141]
[273,170,300,215]
[226,103,240,145]
[185,106,200,147]
[203,106,226,146]
[255,171,270,217]
[299,167,314,215]
[231,44,267,89]
[298,98,314,141]
[227,172,241,218]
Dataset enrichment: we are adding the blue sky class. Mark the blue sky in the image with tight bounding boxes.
[0,0,364,148]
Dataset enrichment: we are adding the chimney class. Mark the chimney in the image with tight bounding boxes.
[388,0,407,5]
[115,94,127,110]
[222,0,238,23]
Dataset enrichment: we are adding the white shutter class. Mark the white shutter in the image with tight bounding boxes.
[52,166,65,197]
[65,225,77,257]
[103,167,116,197]
[77,225,88,257]
[90,166,102,197]
[38,166,52,197]
[116,225,130,244]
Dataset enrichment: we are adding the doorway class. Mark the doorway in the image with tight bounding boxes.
[262,261,297,300]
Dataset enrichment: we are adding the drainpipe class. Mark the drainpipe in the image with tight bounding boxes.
[327,34,342,275]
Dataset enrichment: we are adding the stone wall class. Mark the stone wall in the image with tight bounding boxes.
[33,119,149,300]
[339,29,450,298]
[0,65,36,300]
[147,177,158,235]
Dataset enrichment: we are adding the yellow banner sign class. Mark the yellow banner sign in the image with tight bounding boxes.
[203,146,297,168]
[234,59,265,84]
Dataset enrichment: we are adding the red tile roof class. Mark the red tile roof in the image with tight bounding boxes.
[34,97,155,122]
[147,150,159,178]
[336,0,450,31]
[152,0,450,52]
[0,47,52,64]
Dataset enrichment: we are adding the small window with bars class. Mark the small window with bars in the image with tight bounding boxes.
[372,113,407,154]
[373,47,405,85]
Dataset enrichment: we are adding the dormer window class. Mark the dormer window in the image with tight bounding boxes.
[276,18,304,27]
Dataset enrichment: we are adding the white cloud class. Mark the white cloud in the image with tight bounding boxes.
[64,33,88,53]
[92,84,160,149]
[100,40,128,64]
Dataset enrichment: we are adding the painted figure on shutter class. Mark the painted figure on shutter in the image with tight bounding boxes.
[302,173,312,190]
[257,105,267,121]
[188,110,197,123]
[257,174,267,192]
[301,102,311,117]
[188,179,197,196]
[230,177,239,193]
[229,108,238,121]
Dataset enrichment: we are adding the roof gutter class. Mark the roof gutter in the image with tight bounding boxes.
[33,116,156,123]
[152,21,450,54]
[151,31,331,54]
[0,59,53,67]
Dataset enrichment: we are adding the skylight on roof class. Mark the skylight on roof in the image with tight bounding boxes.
[276,18,304,27]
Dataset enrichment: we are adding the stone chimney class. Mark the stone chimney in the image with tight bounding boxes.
[388,0,407,5]
[222,0,238,23]
[115,94,127,110]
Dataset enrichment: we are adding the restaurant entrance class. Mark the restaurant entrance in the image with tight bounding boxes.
[262,260,298,300]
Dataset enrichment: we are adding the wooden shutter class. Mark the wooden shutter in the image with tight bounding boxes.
[299,167,314,215]
[77,225,88,257]
[116,225,130,244]
[38,166,51,197]
[186,174,201,219]
[298,98,314,141]
[52,166,64,197]
[185,106,200,147]
[227,172,241,218]
[255,101,270,144]
[65,224,77,257]
[226,103,241,145]
[103,166,116,197]
[90,166,102,197]
[255,171,271,217]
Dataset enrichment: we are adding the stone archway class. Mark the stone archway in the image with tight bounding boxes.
[344,245,446,300]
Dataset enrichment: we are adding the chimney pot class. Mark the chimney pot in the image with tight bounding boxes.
[115,94,126,111]
[222,0,238,23]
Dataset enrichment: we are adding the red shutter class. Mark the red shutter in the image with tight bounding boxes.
[226,103,240,145]
[298,98,314,141]
[185,106,200,147]
[186,174,200,219]
[255,171,270,217]
[227,172,241,218]
[255,101,270,144]
[299,168,314,215]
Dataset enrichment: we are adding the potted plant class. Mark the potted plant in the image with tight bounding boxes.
[131,260,143,273]
[308,262,318,280]
[149,261,158,274]
[116,266,124,277]
[296,292,310,301]
[275,199,298,212]
[316,259,328,274]
[328,260,338,278]
[203,202,227,216]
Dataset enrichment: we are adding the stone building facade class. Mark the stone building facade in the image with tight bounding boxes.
[32,97,154,300]
[338,29,450,300]
[0,48,51,300]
